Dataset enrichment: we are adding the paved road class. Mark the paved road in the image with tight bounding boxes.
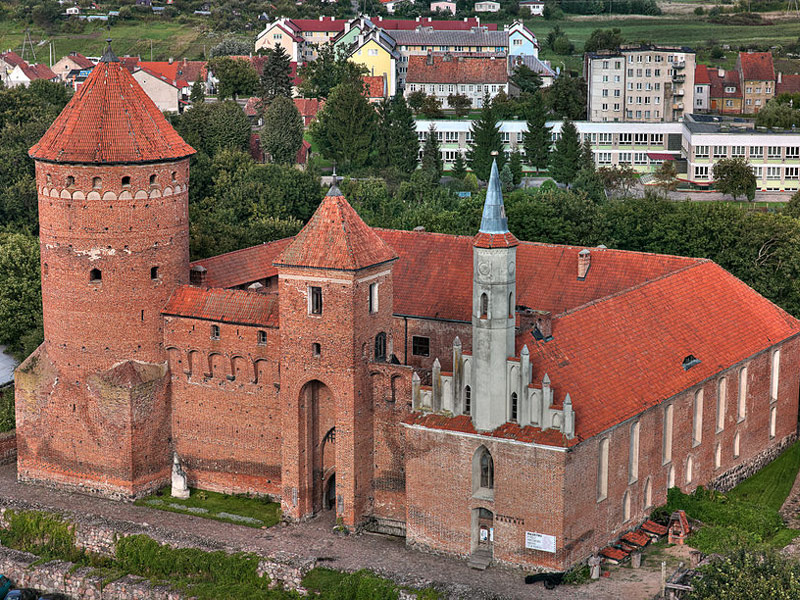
[0,463,664,599]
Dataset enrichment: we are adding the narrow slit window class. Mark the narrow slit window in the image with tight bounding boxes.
[312,342,321,357]
[374,332,387,361]
[464,385,471,415]
[257,330,267,345]
[309,286,323,315]
[122,176,131,187]
[149,174,157,187]
[480,293,488,319]
[510,392,518,422]
[150,266,159,280]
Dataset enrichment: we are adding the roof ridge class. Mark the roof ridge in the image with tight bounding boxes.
[557,259,711,319]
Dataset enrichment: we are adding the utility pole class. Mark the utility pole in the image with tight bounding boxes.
[150,39,153,61]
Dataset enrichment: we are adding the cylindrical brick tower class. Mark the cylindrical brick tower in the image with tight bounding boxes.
[15,42,196,498]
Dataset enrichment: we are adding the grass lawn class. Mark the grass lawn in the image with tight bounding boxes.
[730,439,800,511]
[0,18,240,62]
[134,487,281,529]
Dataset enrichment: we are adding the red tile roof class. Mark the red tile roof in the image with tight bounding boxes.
[0,51,25,68]
[291,17,348,32]
[695,63,711,85]
[473,231,518,249]
[777,73,800,96]
[163,285,278,327]
[18,63,57,82]
[29,57,195,164]
[738,51,774,82]
[404,413,575,445]
[621,531,650,548]
[137,60,207,85]
[600,547,628,562]
[275,193,398,271]
[708,68,741,99]
[525,260,800,442]
[406,54,507,85]
[363,75,387,98]
[294,97,324,126]
[195,230,699,321]
[135,64,181,89]
[65,52,95,69]
[641,520,668,536]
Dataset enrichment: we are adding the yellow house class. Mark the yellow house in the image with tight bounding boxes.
[348,32,398,96]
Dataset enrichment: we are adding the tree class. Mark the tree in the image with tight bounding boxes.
[653,160,678,193]
[451,152,467,180]
[579,139,595,173]
[421,125,443,182]
[500,163,514,191]
[297,43,367,99]
[583,28,624,52]
[383,95,419,175]
[261,95,304,165]
[523,92,552,173]
[755,93,800,129]
[510,64,542,95]
[546,25,563,50]
[174,101,252,158]
[714,157,757,202]
[407,90,427,114]
[209,57,258,100]
[544,75,587,121]
[447,93,472,118]
[189,79,205,104]
[258,45,293,105]
[689,550,800,600]
[210,38,253,57]
[786,190,800,218]
[553,35,575,55]
[0,234,42,358]
[598,165,638,198]
[467,97,504,181]
[310,80,377,171]
[420,95,443,118]
[509,150,523,185]
[550,120,581,186]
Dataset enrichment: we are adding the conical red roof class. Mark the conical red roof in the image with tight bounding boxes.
[275,187,398,272]
[29,46,194,164]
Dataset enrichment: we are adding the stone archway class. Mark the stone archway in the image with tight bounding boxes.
[298,380,336,514]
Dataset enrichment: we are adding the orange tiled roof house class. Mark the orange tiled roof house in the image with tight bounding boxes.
[16,43,800,572]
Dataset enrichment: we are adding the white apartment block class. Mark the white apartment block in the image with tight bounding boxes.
[584,46,696,123]
[415,117,800,192]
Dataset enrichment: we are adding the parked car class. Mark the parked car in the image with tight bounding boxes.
[6,590,38,600]
[0,576,12,599]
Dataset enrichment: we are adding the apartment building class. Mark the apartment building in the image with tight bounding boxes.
[737,52,775,115]
[584,45,696,123]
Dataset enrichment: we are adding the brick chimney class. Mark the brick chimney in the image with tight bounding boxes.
[190,265,207,286]
[578,249,591,280]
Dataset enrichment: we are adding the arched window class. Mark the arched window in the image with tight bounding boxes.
[89,268,102,283]
[464,385,471,415]
[685,456,694,484]
[771,349,781,402]
[733,431,740,458]
[643,477,652,509]
[480,293,488,319]
[738,366,748,420]
[171,171,178,182]
[374,332,387,361]
[121,176,131,187]
[714,443,721,469]
[667,465,675,489]
[716,377,727,432]
[480,449,494,489]
[510,392,518,422]
[597,438,609,501]
[92,177,102,189]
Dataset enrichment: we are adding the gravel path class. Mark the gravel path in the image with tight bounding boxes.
[0,463,665,599]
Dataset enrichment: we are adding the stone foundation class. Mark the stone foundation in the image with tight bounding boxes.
[709,433,797,492]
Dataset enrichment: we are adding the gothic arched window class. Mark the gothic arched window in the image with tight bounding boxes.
[464,385,472,415]
[480,448,493,489]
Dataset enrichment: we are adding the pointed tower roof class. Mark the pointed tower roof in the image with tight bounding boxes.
[29,41,195,165]
[274,185,398,272]
[473,159,518,249]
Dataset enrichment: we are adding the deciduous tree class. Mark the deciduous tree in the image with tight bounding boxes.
[713,157,757,202]
[0,233,42,358]
[544,74,587,121]
[209,57,258,100]
[174,100,252,157]
[447,93,472,117]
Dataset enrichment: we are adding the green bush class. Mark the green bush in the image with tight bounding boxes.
[0,510,93,564]
[0,388,14,433]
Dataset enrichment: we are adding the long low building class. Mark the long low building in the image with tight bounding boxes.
[415,116,800,193]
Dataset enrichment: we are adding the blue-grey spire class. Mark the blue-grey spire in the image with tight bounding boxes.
[479,159,509,234]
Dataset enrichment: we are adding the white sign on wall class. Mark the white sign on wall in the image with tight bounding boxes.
[525,531,556,553]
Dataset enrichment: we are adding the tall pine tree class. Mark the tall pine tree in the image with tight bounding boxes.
[467,95,504,181]
[549,120,581,186]
[523,92,552,174]
[383,94,419,175]
[451,152,467,180]
[258,45,293,105]
[421,125,443,182]
[310,80,377,171]
[260,95,303,165]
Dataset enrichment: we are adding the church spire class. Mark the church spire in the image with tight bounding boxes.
[479,158,508,234]
[473,157,518,249]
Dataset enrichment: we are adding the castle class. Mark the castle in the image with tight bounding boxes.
[15,44,800,572]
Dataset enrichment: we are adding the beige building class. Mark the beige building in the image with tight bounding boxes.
[52,52,95,82]
[737,52,774,115]
[584,45,695,123]
[132,67,180,113]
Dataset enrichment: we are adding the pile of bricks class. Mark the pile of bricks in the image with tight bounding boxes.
[599,520,668,564]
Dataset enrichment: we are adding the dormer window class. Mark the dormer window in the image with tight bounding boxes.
[682,354,701,370]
